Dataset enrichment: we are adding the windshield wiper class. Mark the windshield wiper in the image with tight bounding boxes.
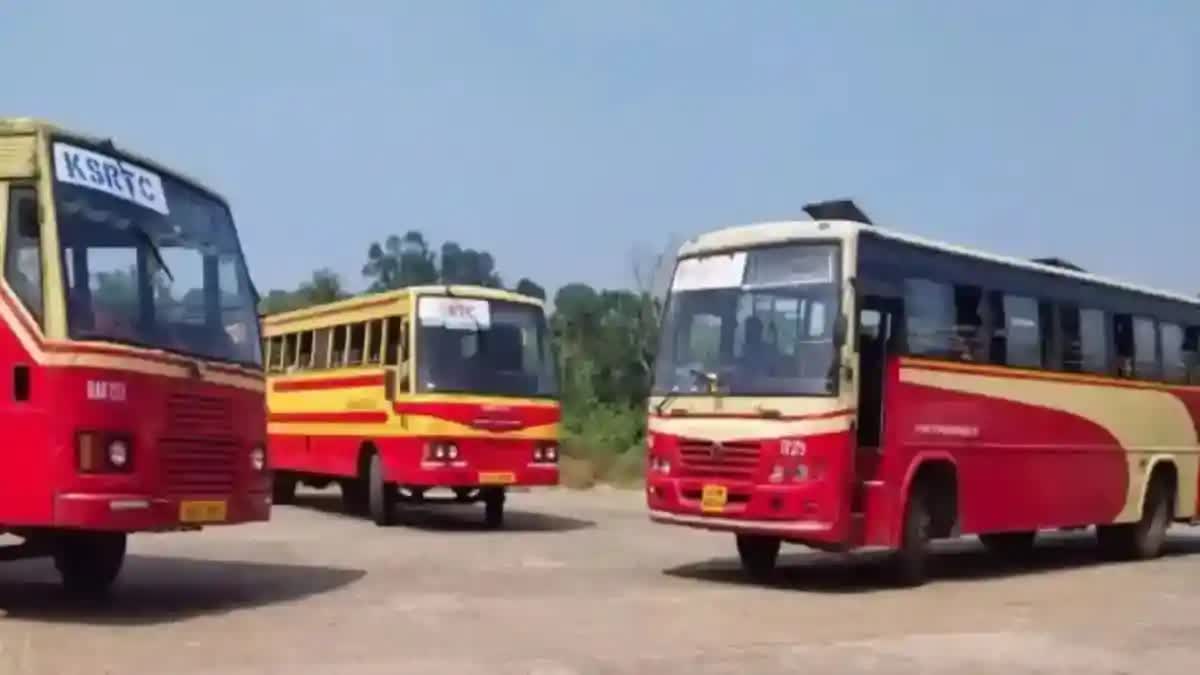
[653,368,718,416]
[128,223,174,283]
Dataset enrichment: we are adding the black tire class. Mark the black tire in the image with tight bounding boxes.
[892,485,933,586]
[979,531,1037,559]
[735,534,781,582]
[54,532,127,595]
[272,473,297,506]
[367,453,397,527]
[1098,476,1172,561]
[341,479,367,515]
[483,488,506,529]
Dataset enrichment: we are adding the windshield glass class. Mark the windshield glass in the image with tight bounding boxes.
[416,296,557,398]
[653,243,841,396]
[51,138,261,366]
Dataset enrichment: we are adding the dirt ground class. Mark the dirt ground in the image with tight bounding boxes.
[0,487,1197,674]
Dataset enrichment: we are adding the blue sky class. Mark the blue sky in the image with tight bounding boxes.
[3,2,1197,297]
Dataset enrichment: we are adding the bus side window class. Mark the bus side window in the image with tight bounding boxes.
[1132,316,1159,381]
[283,333,299,372]
[366,320,384,364]
[312,328,331,369]
[1184,327,1200,384]
[347,323,366,365]
[1112,313,1134,377]
[297,331,314,369]
[268,336,285,373]
[384,317,404,366]
[1002,294,1041,368]
[4,186,43,324]
[331,325,347,367]
[1160,322,1186,384]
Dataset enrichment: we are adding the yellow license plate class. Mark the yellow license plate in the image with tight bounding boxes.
[700,484,728,513]
[479,471,516,485]
[180,499,227,523]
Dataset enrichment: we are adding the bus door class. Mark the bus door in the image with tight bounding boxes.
[854,295,898,498]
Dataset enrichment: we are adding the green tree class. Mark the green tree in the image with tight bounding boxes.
[515,278,546,300]
[259,268,349,314]
[362,231,438,291]
[440,242,502,287]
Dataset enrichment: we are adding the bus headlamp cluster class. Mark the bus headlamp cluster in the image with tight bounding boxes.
[533,444,558,463]
[76,431,134,473]
[250,446,267,472]
[425,441,460,462]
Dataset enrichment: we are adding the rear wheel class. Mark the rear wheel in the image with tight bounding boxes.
[979,531,1037,559]
[368,453,397,526]
[735,534,781,582]
[272,473,297,505]
[1098,475,1172,560]
[54,532,126,595]
[483,488,506,529]
[892,485,933,586]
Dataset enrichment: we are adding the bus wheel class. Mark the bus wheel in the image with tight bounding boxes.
[272,473,297,506]
[891,485,933,586]
[735,534,781,582]
[979,531,1037,559]
[1098,474,1173,560]
[54,532,126,595]
[368,453,397,527]
[341,480,367,515]
[483,488,506,529]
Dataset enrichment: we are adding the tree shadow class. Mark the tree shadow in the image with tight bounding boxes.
[0,555,365,625]
[288,492,595,534]
[664,531,1200,594]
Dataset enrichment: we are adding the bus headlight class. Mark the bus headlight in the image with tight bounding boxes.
[250,446,266,472]
[534,443,558,463]
[107,439,130,469]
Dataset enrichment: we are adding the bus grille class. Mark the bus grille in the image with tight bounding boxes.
[677,439,760,480]
[161,394,237,495]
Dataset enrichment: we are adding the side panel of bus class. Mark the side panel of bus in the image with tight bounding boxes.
[857,232,1200,547]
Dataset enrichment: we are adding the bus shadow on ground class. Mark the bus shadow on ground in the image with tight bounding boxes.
[290,492,596,534]
[0,555,365,625]
[664,532,1200,594]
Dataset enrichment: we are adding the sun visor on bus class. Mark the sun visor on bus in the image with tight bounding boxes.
[802,199,873,225]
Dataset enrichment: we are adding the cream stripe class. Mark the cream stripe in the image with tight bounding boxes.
[902,366,1199,521]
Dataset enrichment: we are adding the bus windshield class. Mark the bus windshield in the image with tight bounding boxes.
[653,243,841,396]
[416,297,557,398]
[51,138,262,367]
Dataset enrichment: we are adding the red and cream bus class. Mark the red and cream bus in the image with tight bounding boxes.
[646,200,1199,584]
[0,118,269,592]
[263,286,559,528]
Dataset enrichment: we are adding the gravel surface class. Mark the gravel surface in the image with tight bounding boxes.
[0,487,1196,674]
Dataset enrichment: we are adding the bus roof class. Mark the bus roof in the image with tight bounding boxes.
[262,285,545,332]
[677,219,1200,308]
[0,116,227,201]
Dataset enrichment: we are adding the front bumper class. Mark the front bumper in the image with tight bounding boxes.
[645,477,843,543]
[54,491,271,531]
[391,463,559,488]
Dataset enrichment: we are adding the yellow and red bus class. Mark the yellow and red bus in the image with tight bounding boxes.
[646,201,1199,584]
[263,285,559,527]
[0,118,269,592]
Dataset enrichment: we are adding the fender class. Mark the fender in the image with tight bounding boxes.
[886,450,961,547]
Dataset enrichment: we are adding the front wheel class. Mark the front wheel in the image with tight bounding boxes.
[483,488,506,529]
[368,453,397,527]
[54,532,127,595]
[891,485,933,586]
[735,534,781,582]
[272,473,297,506]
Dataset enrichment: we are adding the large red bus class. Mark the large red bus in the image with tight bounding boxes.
[646,201,1199,584]
[0,119,269,592]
